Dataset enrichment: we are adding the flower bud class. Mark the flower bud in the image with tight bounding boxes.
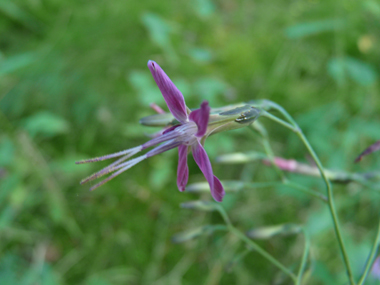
[139,104,262,135]
[216,152,266,164]
[246,224,301,239]
[171,225,227,243]
[180,200,219,211]
[186,180,244,193]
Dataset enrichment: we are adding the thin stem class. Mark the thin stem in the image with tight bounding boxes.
[284,181,328,203]
[260,102,355,285]
[216,206,297,283]
[296,229,310,285]
[249,124,286,181]
[357,217,380,285]
[262,111,297,132]
[244,181,286,188]
[241,181,327,202]
[262,138,286,181]
[226,247,254,271]
[216,205,232,227]
[297,128,355,285]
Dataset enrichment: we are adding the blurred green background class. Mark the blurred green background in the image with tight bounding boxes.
[1,0,380,284]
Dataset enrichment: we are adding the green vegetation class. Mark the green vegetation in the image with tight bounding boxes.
[1,0,380,284]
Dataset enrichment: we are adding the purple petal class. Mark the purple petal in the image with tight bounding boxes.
[212,176,225,202]
[189,101,210,137]
[177,145,189,191]
[191,141,225,202]
[148,60,188,123]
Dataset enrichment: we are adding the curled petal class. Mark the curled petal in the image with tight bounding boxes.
[189,101,210,137]
[191,140,225,202]
[148,60,188,123]
[177,145,189,191]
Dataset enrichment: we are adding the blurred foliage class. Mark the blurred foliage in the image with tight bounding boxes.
[1,0,380,284]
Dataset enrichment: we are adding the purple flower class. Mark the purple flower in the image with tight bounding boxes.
[77,60,225,201]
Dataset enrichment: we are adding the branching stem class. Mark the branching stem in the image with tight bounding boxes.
[256,101,355,285]
[216,206,298,283]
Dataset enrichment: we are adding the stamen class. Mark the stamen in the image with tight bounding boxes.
[82,140,182,187]
[142,130,179,149]
[76,146,142,164]
[79,147,143,184]
[89,156,146,191]
[146,140,182,158]
[80,155,130,184]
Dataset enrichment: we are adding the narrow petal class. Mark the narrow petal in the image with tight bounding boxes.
[191,141,225,202]
[148,60,188,123]
[189,101,210,137]
[211,176,225,202]
[177,145,189,191]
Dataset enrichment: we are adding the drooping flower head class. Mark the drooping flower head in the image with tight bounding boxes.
[77,61,261,202]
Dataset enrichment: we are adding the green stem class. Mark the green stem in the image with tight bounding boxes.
[357,217,380,285]
[262,112,296,132]
[284,181,327,203]
[242,181,327,202]
[296,229,310,285]
[216,206,297,283]
[295,124,355,285]
[249,124,286,181]
[259,101,355,285]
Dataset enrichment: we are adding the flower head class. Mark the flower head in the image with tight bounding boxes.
[77,61,261,202]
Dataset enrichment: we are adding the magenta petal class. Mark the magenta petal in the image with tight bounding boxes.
[189,101,210,137]
[177,145,189,192]
[148,60,188,123]
[192,141,225,202]
[212,176,225,202]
